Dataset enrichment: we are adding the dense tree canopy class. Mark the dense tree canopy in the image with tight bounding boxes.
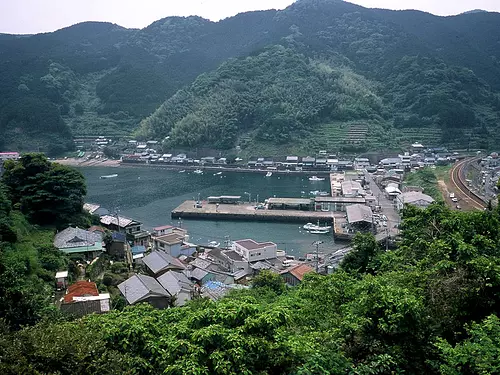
[2,202,500,373]
[1,153,87,227]
[2,0,500,153]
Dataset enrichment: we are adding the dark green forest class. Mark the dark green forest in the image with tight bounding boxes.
[1,0,500,153]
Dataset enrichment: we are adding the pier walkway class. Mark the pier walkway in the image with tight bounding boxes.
[172,200,343,223]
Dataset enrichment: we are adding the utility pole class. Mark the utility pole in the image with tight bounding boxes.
[312,241,323,273]
[224,235,231,249]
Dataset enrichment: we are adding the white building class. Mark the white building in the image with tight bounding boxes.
[399,153,411,169]
[232,239,277,262]
[0,152,20,161]
[341,180,364,197]
[354,157,370,170]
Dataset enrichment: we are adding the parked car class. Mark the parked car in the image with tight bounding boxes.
[451,197,458,202]
[456,205,462,210]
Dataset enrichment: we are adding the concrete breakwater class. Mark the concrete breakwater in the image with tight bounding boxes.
[171,200,340,224]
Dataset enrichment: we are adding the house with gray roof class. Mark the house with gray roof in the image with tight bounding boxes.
[157,271,195,306]
[118,274,170,309]
[143,251,186,277]
[54,227,104,258]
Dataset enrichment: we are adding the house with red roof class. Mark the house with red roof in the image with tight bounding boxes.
[280,264,314,286]
[60,281,110,317]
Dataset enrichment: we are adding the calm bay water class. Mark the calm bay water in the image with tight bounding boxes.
[81,166,343,256]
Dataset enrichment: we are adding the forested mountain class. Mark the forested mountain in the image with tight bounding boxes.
[1,0,500,153]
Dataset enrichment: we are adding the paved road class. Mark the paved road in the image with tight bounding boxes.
[364,171,400,237]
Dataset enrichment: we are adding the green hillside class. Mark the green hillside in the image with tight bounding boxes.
[1,0,500,153]
[4,203,500,374]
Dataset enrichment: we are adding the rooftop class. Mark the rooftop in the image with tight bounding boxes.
[157,271,193,296]
[234,239,276,251]
[100,215,139,228]
[55,271,68,279]
[346,204,373,224]
[154,233,183,245]
[183,267,209,281]
[267,197,312,206]
[282,264,314,281]
[64,281,99,303]
[143,251,186,274]
[118,274,170,304]
[54,227,103,250]
[154,225,173,231]
[399,191,435,204]
[223,250,244,261]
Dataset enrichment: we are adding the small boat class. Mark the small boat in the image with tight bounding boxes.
[178,170,186,173]
[265,172,273,177]
[208,241,220,248]
[303,221,331,231]
[310,190,320,196]
[318,191,330,196]
[214,172,222,176]
[193,169,203,174]
[99,174,118,179]
[309,176,325,181]
[309,228,330,234]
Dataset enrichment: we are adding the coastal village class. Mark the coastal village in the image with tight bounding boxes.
[2,140,499,317]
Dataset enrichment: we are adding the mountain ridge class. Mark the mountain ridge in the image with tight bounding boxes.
[1,0,500,154]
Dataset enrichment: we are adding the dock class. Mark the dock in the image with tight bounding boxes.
[171,200,339,223]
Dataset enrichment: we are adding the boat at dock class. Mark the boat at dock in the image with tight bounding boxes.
[303,222,331,231]
[309,176,325,181]
[265,172,273,177]
[309,228,330,234]
[99,174,118,179]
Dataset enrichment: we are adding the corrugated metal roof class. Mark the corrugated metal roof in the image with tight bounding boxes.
[346,204,373,224]
[118,274,169,304]
[100,215,137,227]
[143,251,185,274]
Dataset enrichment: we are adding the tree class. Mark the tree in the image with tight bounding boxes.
[341,232,381,274]
[251,269,286,294]
[2,153,87,227]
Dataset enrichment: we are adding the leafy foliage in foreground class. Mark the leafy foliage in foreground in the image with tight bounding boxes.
[2,203,500,374]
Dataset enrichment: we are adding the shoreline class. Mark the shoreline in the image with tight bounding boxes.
[55,158,334,175]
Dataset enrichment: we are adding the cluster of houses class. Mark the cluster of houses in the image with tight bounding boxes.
[122,152,230,166]
[52,205,315,315]
[378,144,459,170]
[247,154,354,171]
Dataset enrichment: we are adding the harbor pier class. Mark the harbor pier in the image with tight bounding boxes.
[171,200,341,224]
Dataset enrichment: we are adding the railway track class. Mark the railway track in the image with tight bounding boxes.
[450,157,487,210]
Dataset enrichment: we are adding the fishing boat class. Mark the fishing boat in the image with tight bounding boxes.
[99,174,118,179]
[309,228,330,234]
[214,171,223,176]
[178,170,186,173]
[265,172,273,177]
[309,176,325,181]
[303,221,332,231]
[193,169,203,174]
